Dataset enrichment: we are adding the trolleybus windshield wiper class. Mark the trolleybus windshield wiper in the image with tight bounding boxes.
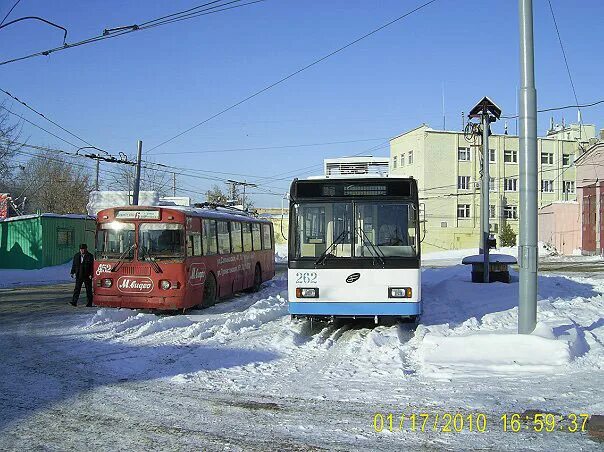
[139,246,163,273]
[111,243,136,272]
[315,230,350,265]
[357,227,385,265]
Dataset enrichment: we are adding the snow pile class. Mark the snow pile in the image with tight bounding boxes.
[420,325,574,375]
[275,242,288,263]
[0,263,72,288]
[87,190,159,216]
[415,264,604,377]
[88,308,138,325]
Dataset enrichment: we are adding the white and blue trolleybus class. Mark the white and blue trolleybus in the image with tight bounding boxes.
[287,176,421,323]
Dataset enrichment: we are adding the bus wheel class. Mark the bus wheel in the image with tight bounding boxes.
[201,273,217,308]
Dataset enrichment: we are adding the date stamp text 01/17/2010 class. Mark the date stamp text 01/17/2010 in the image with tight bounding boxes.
[372,412,590,433]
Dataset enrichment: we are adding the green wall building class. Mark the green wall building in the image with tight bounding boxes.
[0,214,96,270]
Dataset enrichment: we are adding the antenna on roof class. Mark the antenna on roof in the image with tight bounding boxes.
[442,82,446,130]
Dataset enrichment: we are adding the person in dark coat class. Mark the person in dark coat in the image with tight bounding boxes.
[70,243,94,307]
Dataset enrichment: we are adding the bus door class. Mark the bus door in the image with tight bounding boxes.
[229,221,244,293]
[216,220,235,297]
[185,217,204,306]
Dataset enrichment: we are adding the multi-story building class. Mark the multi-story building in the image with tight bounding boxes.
[389,123,596,251]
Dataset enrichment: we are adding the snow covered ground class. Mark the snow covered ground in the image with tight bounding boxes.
[0,259,603,449]
[0,263,72,288]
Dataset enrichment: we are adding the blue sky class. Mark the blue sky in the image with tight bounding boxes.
[1,0,602,206]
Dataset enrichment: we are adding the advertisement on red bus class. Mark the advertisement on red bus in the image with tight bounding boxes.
[93,206,275,311]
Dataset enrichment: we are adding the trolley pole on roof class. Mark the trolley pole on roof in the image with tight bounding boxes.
[518,0,538,334]
[132,140,143,205]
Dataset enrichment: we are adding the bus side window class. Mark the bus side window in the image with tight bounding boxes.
[217,221,231,254]
[202,219,218,255]
[242,222,253,252]
[186,218,202,257]
[252,223,262,251]
[230,221,243,253]
[262,223,272,250]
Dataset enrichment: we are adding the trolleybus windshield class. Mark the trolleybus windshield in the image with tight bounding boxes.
[138,223,185,261]
[95,222,135,260]
[293,201,417,259]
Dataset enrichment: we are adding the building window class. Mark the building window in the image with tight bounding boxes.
[458,147,471,161]
[562,154,574,166]
[489,149,496,163]
[440,221,448,228]
[457,204,471,218]
[408,151,413,164]
[489,204,496,219]
[541,180,554,193]
[489,177,496,191]
[57,228,74,246]
[400,154,405,166]
[489,223,499,233]
[503,205,518,220]
[457,176,471,190]
[392,156,397,169]
[541,152,554,165]
[504,177,518,192]
[563,181,575,194]
[504,150,518,163]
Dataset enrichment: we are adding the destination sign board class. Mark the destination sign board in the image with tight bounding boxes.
[115,210,160,220]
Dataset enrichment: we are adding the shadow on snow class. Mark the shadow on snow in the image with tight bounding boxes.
[420,265,601,327]
[0,314,279,431]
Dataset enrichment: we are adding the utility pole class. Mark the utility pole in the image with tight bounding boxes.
[172,173,176,197]
[518,0,538,334]
[469,97,501,283]
[481,110,490,283]
[227,179,257,210]
[132,140,143,205]
[95,158,100,191]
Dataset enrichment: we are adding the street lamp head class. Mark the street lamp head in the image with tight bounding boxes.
[468,96,502,121]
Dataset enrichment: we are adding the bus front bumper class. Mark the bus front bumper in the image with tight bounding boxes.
[94,295,186,310]
[288,301,421,317]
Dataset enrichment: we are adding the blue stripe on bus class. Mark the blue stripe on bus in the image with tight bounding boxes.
[288,302,421,316]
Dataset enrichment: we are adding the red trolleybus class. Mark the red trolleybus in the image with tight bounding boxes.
[93,205,275,311]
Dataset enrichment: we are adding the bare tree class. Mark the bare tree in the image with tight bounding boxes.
[205,183,254,209]
[14,152,93,214]
[106,163,171,197]
[0,103,23,192]
[205,184,229,204]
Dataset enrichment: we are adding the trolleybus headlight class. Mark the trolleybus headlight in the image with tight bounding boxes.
[101,278,113,288]
[389,287,412,298]
[296,287,319,298]
[160,280,172,290]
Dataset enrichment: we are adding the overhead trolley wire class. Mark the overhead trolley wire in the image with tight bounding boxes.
[0,0,22,26]
[0,87,98,148]
[547,0,582,126]
[501,99,604,119]
[0,0,267,67]
[146,0,441,153]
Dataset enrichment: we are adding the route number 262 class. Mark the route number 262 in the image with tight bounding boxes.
[295,272,318,284]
